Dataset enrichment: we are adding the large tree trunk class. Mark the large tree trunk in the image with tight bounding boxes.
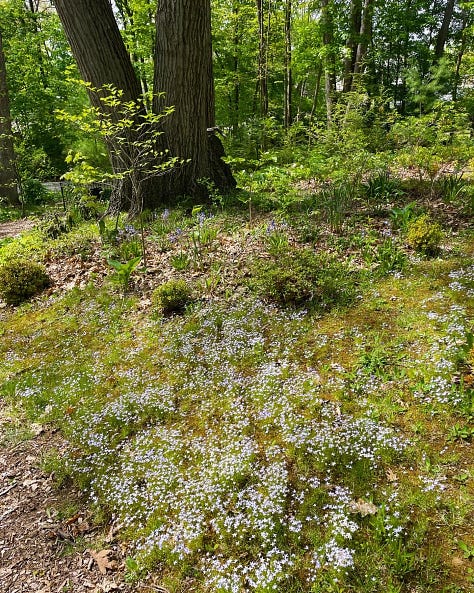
[54,0,145,212]
[0,28,20,208]
[153,0,235,200]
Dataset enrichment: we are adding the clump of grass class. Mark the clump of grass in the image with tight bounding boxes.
[250,247,358,310]
[0,258,50,304]
[152,278,193,315]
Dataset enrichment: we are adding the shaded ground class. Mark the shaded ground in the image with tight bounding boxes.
[0,219,36,240]
[0,400,167,593]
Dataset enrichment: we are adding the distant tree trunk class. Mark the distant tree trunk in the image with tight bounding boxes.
[153,0,235,200]
[230,1,241,136]
[434,0,456,61]
[452,11,468,101]
[321,0,336,127]
[0,28,20,208]
[353,0,374,82]
[343,0,362,93]
[256,0,269,117]
[284,0,292,129]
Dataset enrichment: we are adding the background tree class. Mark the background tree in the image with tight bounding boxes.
[0,25,20,207]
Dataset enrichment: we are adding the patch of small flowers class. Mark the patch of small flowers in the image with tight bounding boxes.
[448,264,474,298]
[52,299,410,590]
[413,300,473,411]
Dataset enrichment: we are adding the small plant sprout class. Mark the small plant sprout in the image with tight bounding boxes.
[107,256,141,294]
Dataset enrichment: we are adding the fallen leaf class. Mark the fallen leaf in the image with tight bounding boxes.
[88,549,117,574]
[386,468,398,482]
[349,498,378,517]
[94,579,120,592]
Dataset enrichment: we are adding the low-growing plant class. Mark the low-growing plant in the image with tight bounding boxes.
[250,247,357,309]
[406,215,443,255]
[0,259,51,304]
[107,256,141,294]
[40,212,73,239]
[364,171,405,211]
[438,172,467,203]
[319,182,353,232]
[374,239,407,276]
[390,202,418,232]
[152,278,192,314]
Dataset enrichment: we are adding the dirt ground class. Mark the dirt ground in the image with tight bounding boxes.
[0,399,150,593]
[0,219,36,241]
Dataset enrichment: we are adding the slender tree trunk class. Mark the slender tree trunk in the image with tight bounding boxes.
[353,0,374,83]
[309,64,322,124]
[343,0,362,93]
[0,28,20,208]
[452,12,468,102]
[321,0,336,127]
[434,0,456,61]
[284,0,292,129]
[256,0,269,117]
[231,2,241,136]
[153,0,235,200]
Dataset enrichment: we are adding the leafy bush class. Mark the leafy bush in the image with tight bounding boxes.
[40,212,73,239]
[152,279,192,314]
[21,178,55,205]
[0,259,50,304]
[250,247,357,310]
[406,215,443,255]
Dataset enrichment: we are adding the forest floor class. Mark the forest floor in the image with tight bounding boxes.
[1,187,474,593]
[0,218,36,240]
[0,401,148,593]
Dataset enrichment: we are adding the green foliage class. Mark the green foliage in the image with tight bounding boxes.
[0,258,50,304]
[39,212,73,239]
[406,215,443,256]
[21,178,54,205]
[107,256,141,294]
[364,171,405,211]
[250,247,357,310]
[152,279,192,315]
[318,182,353,232]
[373,239,407,276]
[390,202,418,232]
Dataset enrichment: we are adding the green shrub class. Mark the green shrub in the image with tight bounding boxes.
[21,178,54,205]
[250,247,357,310]
[0,259,51,304]
[152,279,192,315]
[406,215,443,255]
[40,212,73,239]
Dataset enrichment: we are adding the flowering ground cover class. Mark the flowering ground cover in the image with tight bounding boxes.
[1,195,474,592]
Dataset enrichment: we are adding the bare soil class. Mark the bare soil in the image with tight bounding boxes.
[0,400,166,593]
[0,219,36,240]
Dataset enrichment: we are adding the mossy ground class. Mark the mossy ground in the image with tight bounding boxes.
[1,180,473,592]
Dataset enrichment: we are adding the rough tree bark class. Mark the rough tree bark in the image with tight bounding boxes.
[55,0,235,209]
[54,0,145,212]
[0,28,20,208]
[153,0,235,200]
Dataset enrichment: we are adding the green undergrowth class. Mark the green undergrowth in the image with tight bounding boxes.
[1,220,474,591]
[1,174,474,591]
